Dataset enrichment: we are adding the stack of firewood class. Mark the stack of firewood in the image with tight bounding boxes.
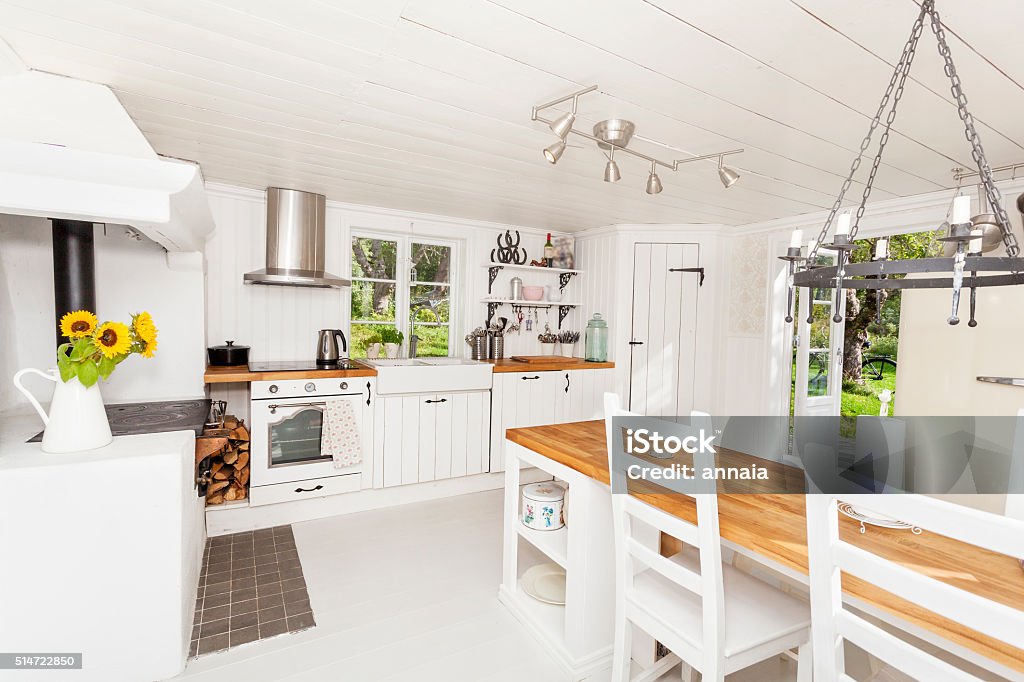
[195,416,250,505]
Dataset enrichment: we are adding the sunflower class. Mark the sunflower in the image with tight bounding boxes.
[94,322,132,359]
[60,310,97,339]
[140,337,158,359]
[132,311,158,344]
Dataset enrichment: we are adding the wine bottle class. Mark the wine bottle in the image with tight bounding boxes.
[543,232,555,267]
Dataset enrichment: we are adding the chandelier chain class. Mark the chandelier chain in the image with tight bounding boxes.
[928,5,1020,258]
[809,1,929,261]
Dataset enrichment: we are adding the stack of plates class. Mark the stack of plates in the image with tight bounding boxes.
[521,563,566,605]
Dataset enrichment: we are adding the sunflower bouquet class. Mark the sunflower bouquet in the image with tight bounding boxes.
[56,310,159,387]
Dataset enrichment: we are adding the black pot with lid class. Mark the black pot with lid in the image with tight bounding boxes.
[207,340,250,367]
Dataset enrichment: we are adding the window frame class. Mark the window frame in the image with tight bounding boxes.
[349,229,459,358]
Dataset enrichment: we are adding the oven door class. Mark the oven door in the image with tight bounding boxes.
[250,394,364,486]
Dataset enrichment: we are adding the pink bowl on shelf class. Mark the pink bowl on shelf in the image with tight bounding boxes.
[521,286,544,301]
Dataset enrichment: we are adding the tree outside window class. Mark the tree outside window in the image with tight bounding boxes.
[350,234,455,358]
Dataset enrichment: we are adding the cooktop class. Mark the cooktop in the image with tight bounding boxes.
[28,399,210,443]
[248,360,360,371]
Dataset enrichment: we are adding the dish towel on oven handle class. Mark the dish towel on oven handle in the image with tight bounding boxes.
[322,398,362,468]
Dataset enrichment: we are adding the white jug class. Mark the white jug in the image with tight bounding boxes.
[545,284,562,303]
[13,368,113,453]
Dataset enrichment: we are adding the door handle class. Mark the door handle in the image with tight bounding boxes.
[294,485,324,493]
[425,398,448,404]
[628,340,644,346]
[365,381,372,406]
[521,375,540,380]
[565,373,570,393]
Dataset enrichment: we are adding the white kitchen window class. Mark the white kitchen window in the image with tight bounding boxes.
[350,232,455,358]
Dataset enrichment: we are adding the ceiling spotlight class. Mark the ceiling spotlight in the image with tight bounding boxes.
[544,139,566,164]
[645,162,663,195]
[603,147,621,183]
[549,111,575,139]
[718,156,740,188]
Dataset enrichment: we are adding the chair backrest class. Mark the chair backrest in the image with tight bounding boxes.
[603,394,725,662]
[806,493,1024,682]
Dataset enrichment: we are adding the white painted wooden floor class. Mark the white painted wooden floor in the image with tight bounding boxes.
[173,489,802,682]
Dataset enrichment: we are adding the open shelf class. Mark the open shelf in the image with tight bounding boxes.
[482,298,580,306]
[485,263,581,275]
[517,523,568,568]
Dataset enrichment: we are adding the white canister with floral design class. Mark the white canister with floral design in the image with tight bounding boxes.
[521,482,566,531]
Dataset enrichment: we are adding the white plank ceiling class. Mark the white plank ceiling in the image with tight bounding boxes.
[2,0,1023,230]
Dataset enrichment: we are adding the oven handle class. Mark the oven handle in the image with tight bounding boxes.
[266,396,360,414]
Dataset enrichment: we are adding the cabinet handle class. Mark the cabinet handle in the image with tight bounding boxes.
[565,373,570,393]
[628,340,644,346]
[366,381,372,406]
[521,375,540,380]
[425,398,448,404]
[294,485,324,493]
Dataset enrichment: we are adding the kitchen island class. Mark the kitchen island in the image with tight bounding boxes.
[501,420,1024,681]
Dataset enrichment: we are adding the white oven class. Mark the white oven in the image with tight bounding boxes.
[249,378,373,495]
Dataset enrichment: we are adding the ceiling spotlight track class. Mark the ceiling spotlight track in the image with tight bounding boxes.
[532,85,744,193]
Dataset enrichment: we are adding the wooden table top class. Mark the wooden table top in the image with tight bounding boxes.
[203,362,377,384]
[506,420,1024,674]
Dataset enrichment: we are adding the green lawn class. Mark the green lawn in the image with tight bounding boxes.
[791,357,897,437]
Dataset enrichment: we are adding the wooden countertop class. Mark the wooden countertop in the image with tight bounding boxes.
[486,358,614,373]
[206,358,612,383]
[506,420,1024,674]
[204,362,377,384]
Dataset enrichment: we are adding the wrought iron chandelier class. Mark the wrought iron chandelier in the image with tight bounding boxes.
[780,0,1024,328]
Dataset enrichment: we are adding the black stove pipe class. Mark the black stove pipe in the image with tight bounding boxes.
[51,219,97,348]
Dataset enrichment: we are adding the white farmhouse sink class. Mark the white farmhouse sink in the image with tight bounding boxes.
[363,358,493,395]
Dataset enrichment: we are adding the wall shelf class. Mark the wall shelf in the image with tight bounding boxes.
[483,299,578,329]
[486,263,581,295]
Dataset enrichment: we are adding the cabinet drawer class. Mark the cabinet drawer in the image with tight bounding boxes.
[248,474,360,507]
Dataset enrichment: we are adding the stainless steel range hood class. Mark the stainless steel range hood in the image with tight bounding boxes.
[243,187,349,288]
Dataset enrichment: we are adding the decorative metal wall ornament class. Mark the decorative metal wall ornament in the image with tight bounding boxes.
[779,0,1024,328]
[491,230,527,265]
[532,85,743,193]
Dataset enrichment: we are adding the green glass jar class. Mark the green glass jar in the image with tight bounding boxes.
[585,313,608,362]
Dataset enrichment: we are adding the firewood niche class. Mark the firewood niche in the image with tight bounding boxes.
[195,416,250,505]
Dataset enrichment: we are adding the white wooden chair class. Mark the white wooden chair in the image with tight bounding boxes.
[603,394,812,682]
[806,494,1024,681]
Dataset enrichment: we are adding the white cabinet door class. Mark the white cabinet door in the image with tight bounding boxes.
[570,368,614,421]
[490,370,615,472]
[547,371,574,423]
[381,391,491,487]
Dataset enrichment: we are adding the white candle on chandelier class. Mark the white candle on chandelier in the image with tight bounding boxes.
[789,229,803,249]
[953,194,972,224]
[875,237,888,259]
[969,229,983,254]
[836,212,852,236]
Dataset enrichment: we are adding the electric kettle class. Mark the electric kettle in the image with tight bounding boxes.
[316,329,348,365]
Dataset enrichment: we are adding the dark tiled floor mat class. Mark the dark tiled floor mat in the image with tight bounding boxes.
[191,525,316,658]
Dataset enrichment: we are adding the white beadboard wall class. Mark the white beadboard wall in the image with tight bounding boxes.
[203,183,569,419]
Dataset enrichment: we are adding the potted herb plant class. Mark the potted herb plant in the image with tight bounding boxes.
[379,327,405,359]
[365,331,383,359]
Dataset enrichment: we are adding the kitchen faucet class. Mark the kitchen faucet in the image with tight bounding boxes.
[410,334,419,358]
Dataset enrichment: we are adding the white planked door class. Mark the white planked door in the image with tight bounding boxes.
[628,243,700,415]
